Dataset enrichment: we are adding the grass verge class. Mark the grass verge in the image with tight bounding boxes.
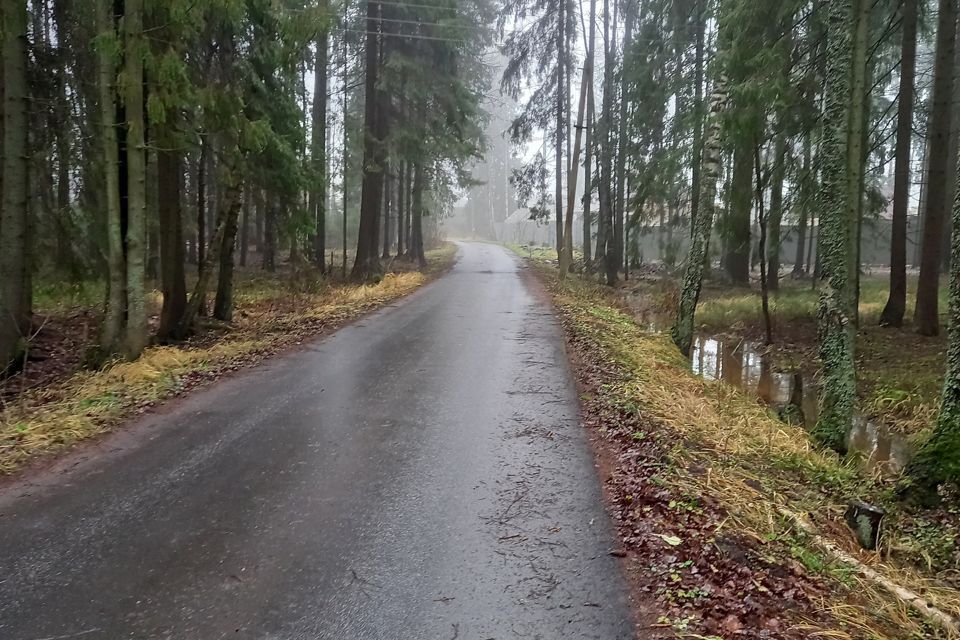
[523,257,959,639]
[0,244,457,475]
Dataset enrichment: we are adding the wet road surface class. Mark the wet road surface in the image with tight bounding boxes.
[0,242,633,639]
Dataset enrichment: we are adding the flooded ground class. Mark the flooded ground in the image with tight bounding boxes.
[690,336,910,475]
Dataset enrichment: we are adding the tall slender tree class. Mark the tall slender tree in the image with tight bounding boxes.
[915,0,957,336]
[310,12,329,272]
[879,0,917,327]
[812,0,861,453]
[351,0,384,281]
[0,0,29,373]
[123,0,148,359]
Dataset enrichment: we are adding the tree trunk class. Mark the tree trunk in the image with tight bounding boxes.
[411,161,426,268]
[880,0,918,327]
[55,101,71,273]
[156,120,187,341]
[197,136,208,276]
[350,0,384,281]
[903,142,960,503]
[915,0,958,337]
[263,197,276,272]
[123,0,147,359]
[397,162,406,256]
[95,0,126,360]
[812,0,860,453]
[253,187,263,254]
[239,185,250,267]
[671,75,729,357]
[614,0,634,274]
[767,132,788,291]
[941,43,960,275]
[793,133,812,275]
[756,144,773,344]
[726,136,753,284]
[850,14,871,323]
[146,149,160,282]
[181,173,235,334]
[598,0,615,284]
[688,0,706,238]
[213,180,242,322]
[382,160,392,259]
[0,0,29,373]
[310,19,328,272]
[554,0,566,262]
[560,44,591,277]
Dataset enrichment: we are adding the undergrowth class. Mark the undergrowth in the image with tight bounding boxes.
[624,273,945,438]
[527,259,960,639]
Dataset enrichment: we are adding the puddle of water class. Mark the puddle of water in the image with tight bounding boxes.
[690,336,909,475]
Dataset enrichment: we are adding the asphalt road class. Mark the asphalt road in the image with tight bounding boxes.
[0,242,633,640]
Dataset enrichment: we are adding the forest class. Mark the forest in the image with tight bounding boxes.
[0,0,486,371]
[496,0,960,633]
[503,0,960,504]
[5,0,960,636]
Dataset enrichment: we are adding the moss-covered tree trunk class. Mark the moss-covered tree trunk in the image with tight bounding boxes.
[903,137,960,503]
[812,0,859,453]
[0,0,29,374]
[671,75,729,357]
[880,0,918,327]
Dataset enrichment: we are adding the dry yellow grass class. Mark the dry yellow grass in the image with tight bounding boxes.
[0,247,455,475]
[535,264,960,639]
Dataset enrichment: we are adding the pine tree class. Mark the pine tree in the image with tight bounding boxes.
[350,0,384,281]
[915,0,957,337]
[500,0,574,263]
[879,0,918,328]
[310,9,329,272]
[0,0,29,373]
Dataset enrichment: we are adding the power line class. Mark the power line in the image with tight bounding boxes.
[343,27,473,43]
[365,0,467,13]
[345,15,494,32]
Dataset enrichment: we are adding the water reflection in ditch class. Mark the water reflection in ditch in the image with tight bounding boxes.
[690,336,909,475]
